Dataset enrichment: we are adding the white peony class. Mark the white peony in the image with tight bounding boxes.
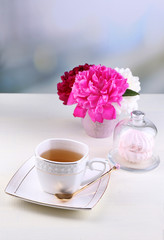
[114,67,141,117]
[115,67,141,92]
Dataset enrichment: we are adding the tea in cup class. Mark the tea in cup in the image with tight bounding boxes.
[35,138,108,194]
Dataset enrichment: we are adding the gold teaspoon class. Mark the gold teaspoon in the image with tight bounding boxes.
[55,164,120,201]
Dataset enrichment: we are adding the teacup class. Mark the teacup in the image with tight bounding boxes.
[35,138,108,194]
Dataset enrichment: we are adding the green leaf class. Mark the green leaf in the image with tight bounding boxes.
[123,89,139,97]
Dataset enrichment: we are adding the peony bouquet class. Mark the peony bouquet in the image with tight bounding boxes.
[57,64,140,123]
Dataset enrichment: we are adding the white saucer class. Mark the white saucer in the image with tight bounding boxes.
[5,157,110,210]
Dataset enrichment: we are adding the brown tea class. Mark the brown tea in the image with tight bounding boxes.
[40,149,83,162]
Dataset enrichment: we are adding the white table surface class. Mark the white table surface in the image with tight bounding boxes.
[1,94,164,240]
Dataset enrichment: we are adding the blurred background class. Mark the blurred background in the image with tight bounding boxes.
[0,0,164,93]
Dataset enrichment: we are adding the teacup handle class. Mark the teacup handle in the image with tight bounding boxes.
[81,158,108,186]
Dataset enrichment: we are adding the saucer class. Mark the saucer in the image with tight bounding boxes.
[5,157,110,210]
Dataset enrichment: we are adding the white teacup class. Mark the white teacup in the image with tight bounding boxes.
[35,138,108,194]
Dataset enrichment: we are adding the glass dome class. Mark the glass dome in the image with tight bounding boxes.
[109,110,160,172]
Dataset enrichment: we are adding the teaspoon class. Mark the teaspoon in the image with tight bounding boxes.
[55,164,120,200]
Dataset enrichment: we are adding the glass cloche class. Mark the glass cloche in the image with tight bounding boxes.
[109,110,160,171]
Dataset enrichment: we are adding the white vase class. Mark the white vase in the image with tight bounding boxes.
[81,113,119,138]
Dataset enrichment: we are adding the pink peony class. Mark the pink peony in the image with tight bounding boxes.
[67,65,129,123]
[57,64,92,105]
